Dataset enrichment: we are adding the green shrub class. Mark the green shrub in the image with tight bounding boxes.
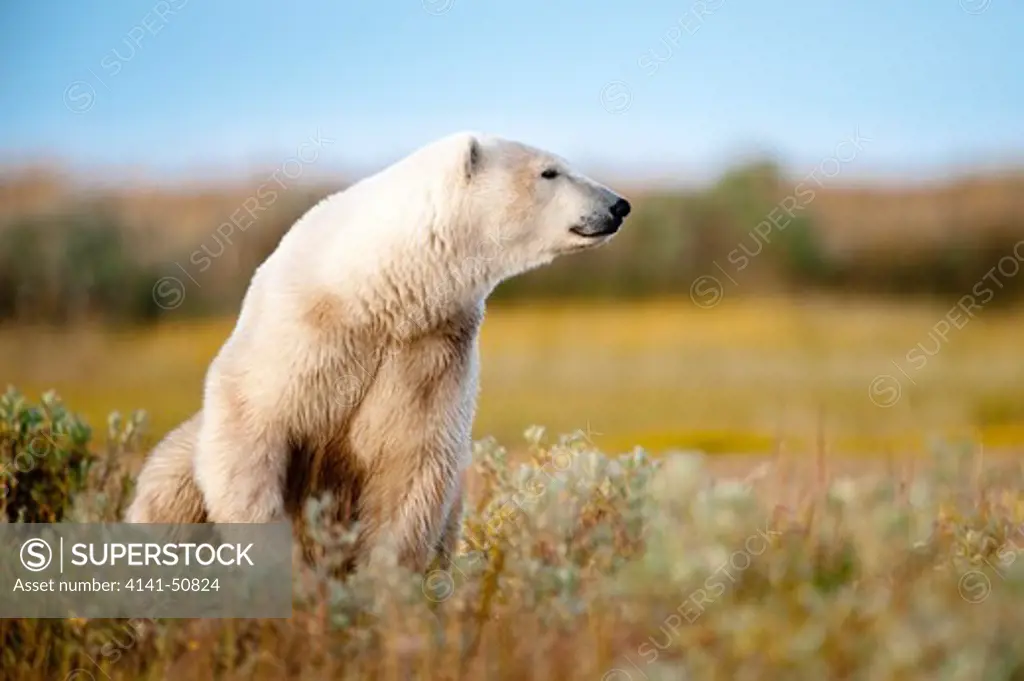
[1,389,147,680]
[0,388,142,523]
[0,388,93,522]
[778,214,834,283]
[0,207,164,325]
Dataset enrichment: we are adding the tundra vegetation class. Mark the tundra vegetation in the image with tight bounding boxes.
[2,389,1024,681]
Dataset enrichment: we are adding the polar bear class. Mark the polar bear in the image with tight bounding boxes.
[125,131,631,572]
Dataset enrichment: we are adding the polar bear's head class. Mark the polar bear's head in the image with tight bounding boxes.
[432,132,631,284]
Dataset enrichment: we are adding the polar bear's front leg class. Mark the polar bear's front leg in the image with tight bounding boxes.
[348,355,477,571]
[356,443,463,572]
[192,384,288,524]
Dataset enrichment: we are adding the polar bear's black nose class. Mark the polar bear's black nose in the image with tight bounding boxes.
[610,198,631,219]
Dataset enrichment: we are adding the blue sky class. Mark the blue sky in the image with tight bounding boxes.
[1,0,1022,184]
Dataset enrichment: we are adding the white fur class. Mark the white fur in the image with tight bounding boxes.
[125,131,629,572]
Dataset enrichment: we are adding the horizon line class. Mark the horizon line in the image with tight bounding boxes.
[2,153,1024,193]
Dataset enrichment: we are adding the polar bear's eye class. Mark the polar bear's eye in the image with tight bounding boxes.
[540,168,560,180]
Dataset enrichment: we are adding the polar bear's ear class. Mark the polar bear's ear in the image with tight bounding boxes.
[463,135,481,181]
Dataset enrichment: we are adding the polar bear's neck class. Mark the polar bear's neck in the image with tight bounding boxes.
[269,178,501,337]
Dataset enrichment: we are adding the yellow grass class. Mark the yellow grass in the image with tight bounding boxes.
[2,296,1023,457]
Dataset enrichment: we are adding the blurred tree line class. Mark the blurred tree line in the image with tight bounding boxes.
[1,161,1023,326]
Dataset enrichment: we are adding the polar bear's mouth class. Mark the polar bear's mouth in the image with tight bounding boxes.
[573,224,618,240]
[565,224,619,252]
[570,220,621,239]
[569,224,606,237]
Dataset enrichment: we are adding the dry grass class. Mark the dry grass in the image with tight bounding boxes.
[4,408,1024,681]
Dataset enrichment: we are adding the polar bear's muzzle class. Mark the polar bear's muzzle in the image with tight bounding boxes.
[570,197,632,238]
